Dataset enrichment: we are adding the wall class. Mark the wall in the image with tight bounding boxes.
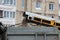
[45,0,59,16]
[27,0,59,18]
[59,0,60,16]
[8,34,59,40]
[7,26,59,40]
[16,11,24,25]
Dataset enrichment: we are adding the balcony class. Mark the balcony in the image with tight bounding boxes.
[0,18,15,25]
[0,5,16,11]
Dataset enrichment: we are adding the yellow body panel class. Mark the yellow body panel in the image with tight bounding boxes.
[51,20,55,25]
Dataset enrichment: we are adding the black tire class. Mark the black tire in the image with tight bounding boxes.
[58,28,60,30]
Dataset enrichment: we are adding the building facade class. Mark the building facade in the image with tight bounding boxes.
[7,27,59,40]
[18,0,59,18]
[0,0,16,25]
[0,0,23,26]
[0,0,59,26]
[59,0,60,19]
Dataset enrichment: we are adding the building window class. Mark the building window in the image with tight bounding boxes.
[7,0,9,4]
[10,0,13,5]
[36,0,41,10]
[3,11,15,18]
[4,0,7,4]
[0,10,3,18]
[22,0,24,8]
[4,11,7,18]
[59,4,60,10]
[59,16,60,19]
[10,12,15,18]
[2,0,16,6]
[49,3,54,11]
[13,0,16,5]
[0,0,2,4]
[10,12,13,18]
[13,12,15,18]
[7,11,9,18]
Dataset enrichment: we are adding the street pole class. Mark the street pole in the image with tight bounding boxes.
[1,32,7,40]
[35,32,37,40]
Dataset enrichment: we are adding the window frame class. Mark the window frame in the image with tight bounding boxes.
[1,0,16,6]
[36,1,41,10]
[3,11,15,18]
[49,3,54,11]
[59,4,60,10]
